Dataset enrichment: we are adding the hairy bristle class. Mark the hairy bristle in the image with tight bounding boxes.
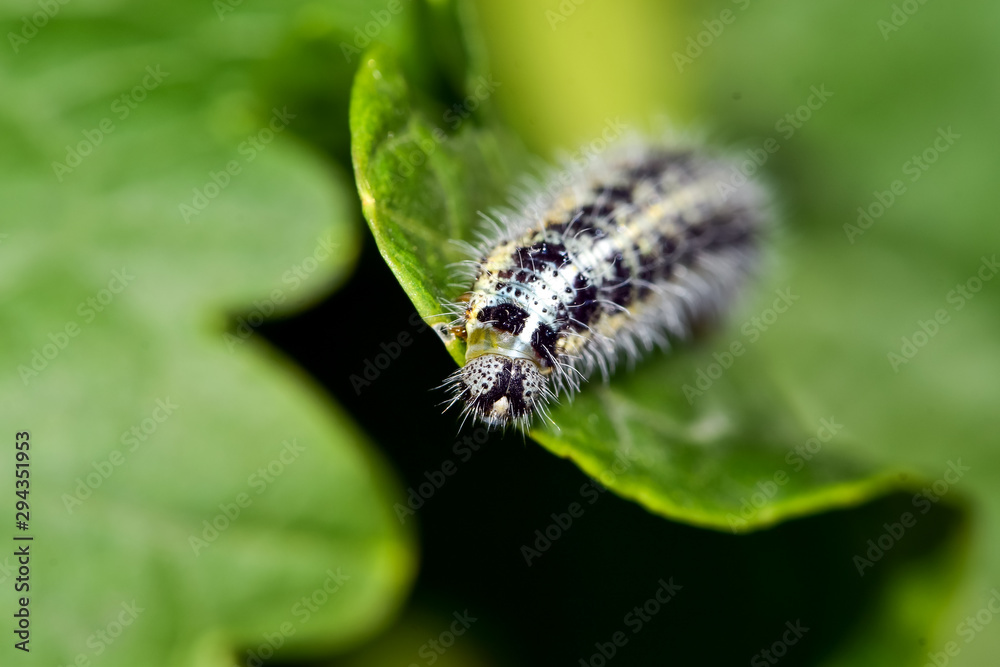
[440,135,769,429]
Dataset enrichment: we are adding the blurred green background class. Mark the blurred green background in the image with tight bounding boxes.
[1,0,998,665]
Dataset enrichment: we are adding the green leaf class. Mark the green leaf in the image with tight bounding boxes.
[692,1,1000,663]
[349,43,902,532]
[464,0,992,664]
[350,43,526,365]
[0,3,415,666]
[531,349,909,532]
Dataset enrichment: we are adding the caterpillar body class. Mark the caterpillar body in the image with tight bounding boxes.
[443,139,768,429]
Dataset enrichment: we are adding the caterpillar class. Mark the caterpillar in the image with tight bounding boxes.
[442,137,768,429]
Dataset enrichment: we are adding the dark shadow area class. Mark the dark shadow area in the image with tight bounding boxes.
[253,234,965,667]
[254,3,473,171]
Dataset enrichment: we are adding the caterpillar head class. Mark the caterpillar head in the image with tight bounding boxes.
[445,354,550,428]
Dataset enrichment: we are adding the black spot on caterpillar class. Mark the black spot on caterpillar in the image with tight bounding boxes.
[442,137,769,429]
[477,303,529,336]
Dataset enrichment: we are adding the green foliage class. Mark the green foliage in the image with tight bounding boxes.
[349,46,905,533]
[349,0,997,664]
[350,44,525,365]
[3,0,996,664]
[0,2,415,665]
